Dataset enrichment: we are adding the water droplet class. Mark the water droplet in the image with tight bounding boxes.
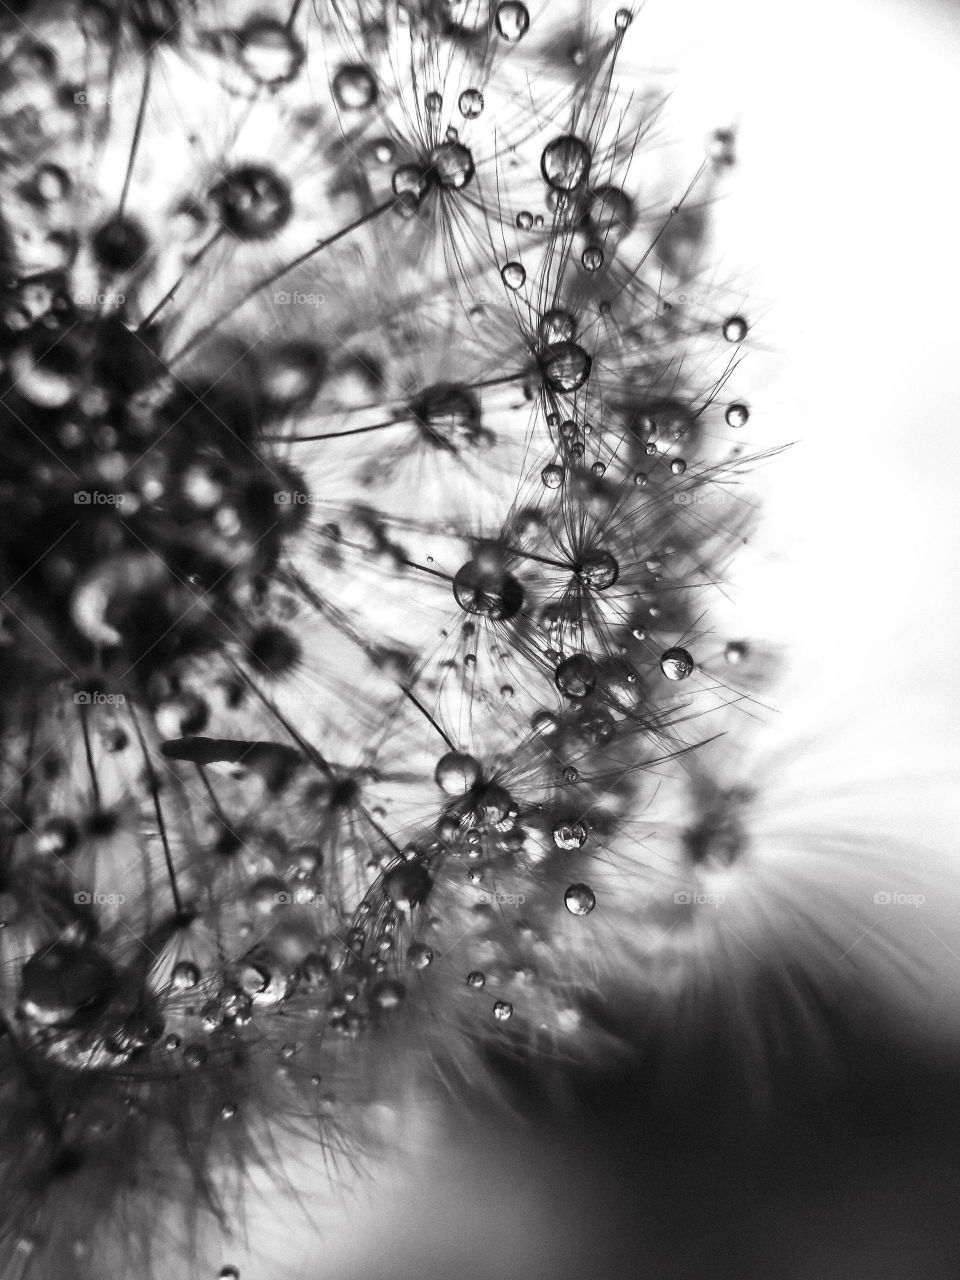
[725,640,748,664]
[35,816,78,856]
[171,961,201,991]
[633,471,648,486]
[238,17,304,85]
[614,8,633,29]
[577,550,619,590]
[538,308,576,345]
[332,62,377,109]
[722,315,748,342]
[725,402,750,427]
[92,215,149,274]
[589,185,634,236]
[554,653,596,699]
[219,1266,241,1279]
[210,165,292,241]
[435,750,482,795]
[541,341,591,393]
[493,999,513,1021]
[425,91,443,114]
[220,1103,238,1121]
[564,883,596,915]
[183,1043,207,1068]
[532,710,559,734]
[408,943,434,969]
[32,164,70,202]
[412,382,483,447]
[467,970,485,988]
[553,821,587,850]
[708,128,736,166]
[660,647,695,681]
[495,1,530,41]
[458,87,484,118]
[671,458,687,475]
[501,261,526,290]
[541,463,564,488]
[19,942,118,1027]
[428,141,475,189]
[516,210,534,230]
[383,861,433,911]
[581,245,604,272]
[541,136,591,192]
[372,979,406,1010]
[453,553,524,620]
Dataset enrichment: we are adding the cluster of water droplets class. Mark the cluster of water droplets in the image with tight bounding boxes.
[0,0,764,1274]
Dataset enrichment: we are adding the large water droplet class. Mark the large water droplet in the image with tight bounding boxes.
[564,883,596,915]
[372,979,406,1010]
[19,942,118,1027]
[493,999,513,1021]
[210,165,292,240]
[541,341,591,393]
[332,63,377,110]
[589,185,634,236]
[171,961,201,991]
[541,136,591,192]
[660,647,695,680]
[554,653,596,699]
[428,141,475,190]
[408,943,434,969]
[553,821,587,850]
[412,382,483,448]
[91,215,149,274]
[722,315,748,343]
[577,550,619,590]
[435,750,482,795]
[725,402,750,427]
[458,88,484,118]
[495,1,529,41]
[383,861,433,911]
[501,261,526,290]
[453,554,524,620]
[538,308,576,345]
[238,17,304,85]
